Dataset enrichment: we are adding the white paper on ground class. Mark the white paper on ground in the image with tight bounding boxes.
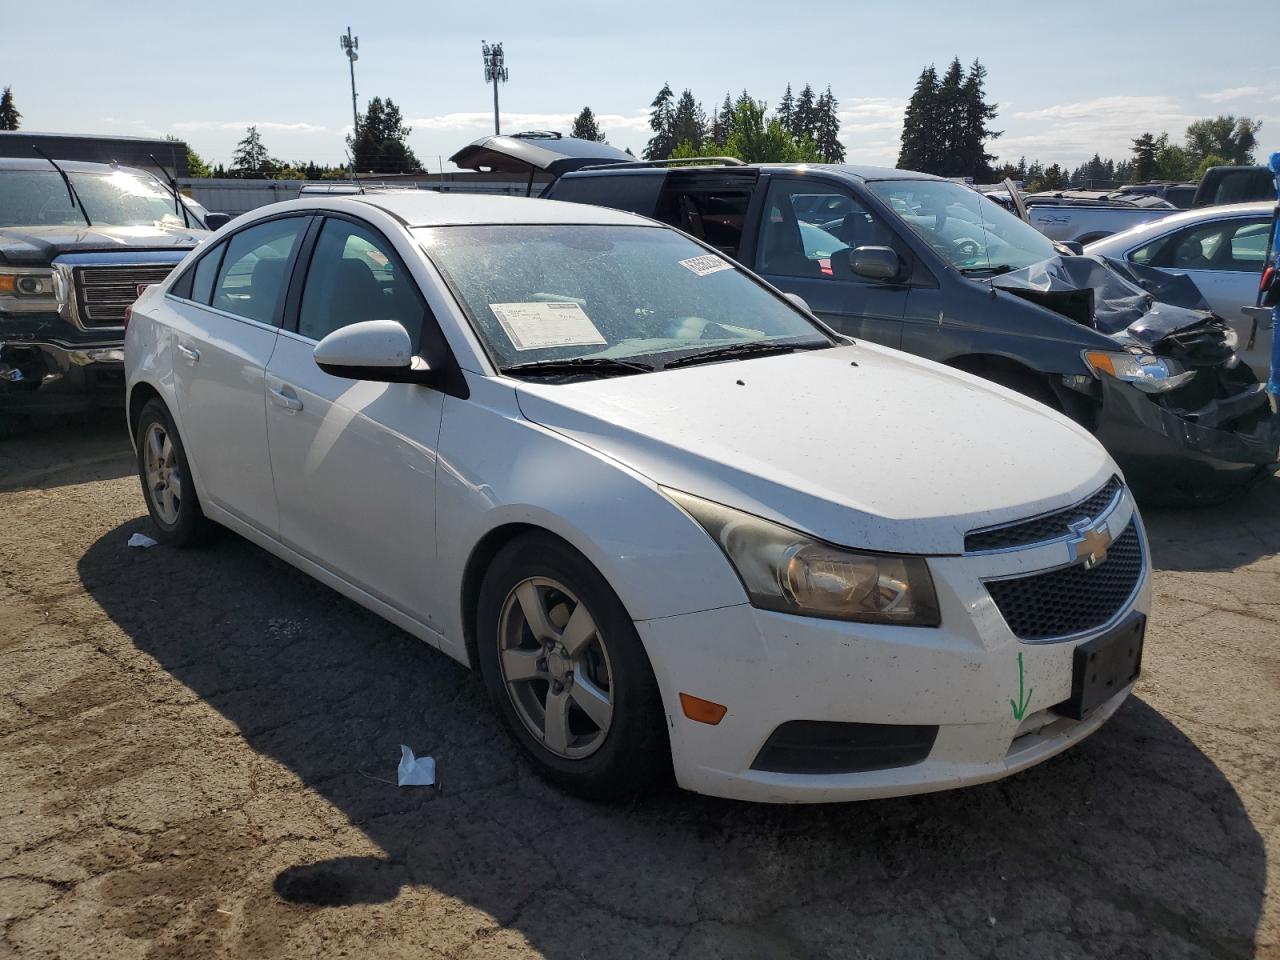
[127,533,158,548]
[397,745,437,787]
[678,254,733,277]
[489,301,607,351]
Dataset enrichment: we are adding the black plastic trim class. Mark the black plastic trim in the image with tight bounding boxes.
[751,720,938,775]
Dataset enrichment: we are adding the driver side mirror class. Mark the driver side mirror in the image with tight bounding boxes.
[848,245,904,282]
[313,319,434,384]
[203,212,232,231]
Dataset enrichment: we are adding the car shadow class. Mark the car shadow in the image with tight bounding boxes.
[77,520,1267,958]
[0,408,133,492]
[1143,469,1280,572]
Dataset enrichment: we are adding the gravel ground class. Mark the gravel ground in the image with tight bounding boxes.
[1,411,1277,959]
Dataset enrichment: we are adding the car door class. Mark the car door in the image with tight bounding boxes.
[168,214,309,534]
[752,177,908,348]
[264,213,446,628]
[1136,216,1272,370]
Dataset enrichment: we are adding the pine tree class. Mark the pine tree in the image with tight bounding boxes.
[934,58,967,177]
[814,87,844,163]
[957,58,1000,180]
[671,90,708,151]
[643,82,677,160]
[1130,133,1158,182]
[711,93,734,148]
[571,106,606,142]
[777,84,796,137]
[347,97,420,173]
[231,126,277,178]
[794,84,817,143]
[0,86,20,131]
[897,65,940,172]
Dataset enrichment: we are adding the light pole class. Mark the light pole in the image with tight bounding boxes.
[481,41,508,136]
[340,27,360,140]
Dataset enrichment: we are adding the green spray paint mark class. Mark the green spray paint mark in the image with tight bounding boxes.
[1010,651,1033,721]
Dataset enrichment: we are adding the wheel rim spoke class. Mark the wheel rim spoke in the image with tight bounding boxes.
[560,602,597,657]
[168,471,182,502]
[161,434,174,468]
[147,427,164,464]
[570,673,612,731]
[501,647,544,682]
[515,581,556,642]
[543,687,571,752]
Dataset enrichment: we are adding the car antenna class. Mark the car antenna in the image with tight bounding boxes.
[33,146,92,227]
[148,152,193,228]
[345,151,367,194]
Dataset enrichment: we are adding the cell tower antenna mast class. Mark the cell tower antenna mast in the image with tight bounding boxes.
[340,27,360,137]
[481,41,508,136]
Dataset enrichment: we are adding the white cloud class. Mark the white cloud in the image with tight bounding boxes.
[1200,86,1263,104]
[997,95,1199,165]
[408,111,650,135]
[171,120,328,133]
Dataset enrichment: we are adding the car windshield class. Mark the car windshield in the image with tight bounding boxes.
[867,179,1055,273]
[0,169,186,228]
[417,224,833,374]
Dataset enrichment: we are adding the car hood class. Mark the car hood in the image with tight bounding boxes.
[514,344,1113,555]
[0,223,207,265]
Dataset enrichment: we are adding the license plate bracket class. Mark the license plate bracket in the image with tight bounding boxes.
[1053,615,1145,721]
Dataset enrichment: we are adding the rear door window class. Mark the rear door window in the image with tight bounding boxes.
[211,218,305,325]
[655,184,753,258]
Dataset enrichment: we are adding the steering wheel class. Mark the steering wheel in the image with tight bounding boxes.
[954,238,982,261]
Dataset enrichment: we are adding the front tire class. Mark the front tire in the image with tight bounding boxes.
[135,398,215,546]
[476,533,669,799]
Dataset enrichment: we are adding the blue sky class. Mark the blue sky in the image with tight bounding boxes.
[7,0,1277,172]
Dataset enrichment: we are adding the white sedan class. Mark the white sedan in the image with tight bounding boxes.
[124,192,1150,803]
[1087,202,1275,373]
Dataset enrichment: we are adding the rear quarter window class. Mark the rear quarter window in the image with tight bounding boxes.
[545,173,664,217]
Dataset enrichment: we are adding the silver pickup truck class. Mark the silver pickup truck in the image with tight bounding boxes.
[1026,191,1179,245]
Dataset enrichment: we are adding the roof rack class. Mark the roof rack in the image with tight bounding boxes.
[575,156,747,173]
[509,130,562,140]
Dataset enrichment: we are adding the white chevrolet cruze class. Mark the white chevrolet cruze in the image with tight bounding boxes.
[124,193,1150,803]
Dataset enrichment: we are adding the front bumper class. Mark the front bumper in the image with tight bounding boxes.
[637,503,1152,803]
[1093,376,1280,498]
[1,310,125,411]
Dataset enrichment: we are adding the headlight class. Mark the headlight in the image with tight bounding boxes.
[0,268,64,312]
[663,488,940,626]
[1082,350,1195,393]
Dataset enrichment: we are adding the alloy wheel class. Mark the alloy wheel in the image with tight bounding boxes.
[142,421,182,525]
[497,576,614,759]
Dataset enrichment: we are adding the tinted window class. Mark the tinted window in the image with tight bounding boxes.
[298,219,424,345]
[655,187,752,257]
[1150,218,1271,273]
[211,218,304,325]
[758,180,902,281]
[190,244,225,304]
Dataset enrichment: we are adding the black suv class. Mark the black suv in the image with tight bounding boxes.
[451,134,1279,499]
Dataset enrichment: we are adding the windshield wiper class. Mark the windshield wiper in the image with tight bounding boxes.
[33,147,92,227]
[959,264,1017,275]
[501,356,655,378]
[662,341,817,369]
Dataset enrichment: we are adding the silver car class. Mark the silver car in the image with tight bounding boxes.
[1087,202,1275,373]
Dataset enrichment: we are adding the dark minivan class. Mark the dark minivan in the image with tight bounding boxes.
[451,133,1278,501]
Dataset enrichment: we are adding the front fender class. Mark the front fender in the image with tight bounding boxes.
[432,375,747,665]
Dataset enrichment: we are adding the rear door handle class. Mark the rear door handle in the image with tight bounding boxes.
[176,343,200,363]
[269,385,304,412]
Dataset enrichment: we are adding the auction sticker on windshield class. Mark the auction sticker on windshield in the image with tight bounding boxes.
[489,301,607,351]
[679,254,733,277]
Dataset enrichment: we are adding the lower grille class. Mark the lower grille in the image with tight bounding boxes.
[984,521,1143,641]
[74,264,176,327]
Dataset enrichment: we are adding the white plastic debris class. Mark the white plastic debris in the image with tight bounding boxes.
[397,745,436,787]
[127,533,158,549]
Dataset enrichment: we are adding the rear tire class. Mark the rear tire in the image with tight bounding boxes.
[135,398,216,546]
[476,532,669,800]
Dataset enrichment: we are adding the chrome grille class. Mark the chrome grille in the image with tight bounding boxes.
[983,521,1144,641]
[73,264,177,328]
[965,476,1124,553]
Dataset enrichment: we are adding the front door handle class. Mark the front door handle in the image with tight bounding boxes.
[176,343,200,363]
[269,385,303,412]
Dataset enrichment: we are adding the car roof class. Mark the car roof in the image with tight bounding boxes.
[1087,200,1277,250]
[259,192,654,228]
[0,156,157,178]
[560,161,942,183]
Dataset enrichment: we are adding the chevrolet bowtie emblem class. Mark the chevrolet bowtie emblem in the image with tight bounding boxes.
[1068,518,1112,569]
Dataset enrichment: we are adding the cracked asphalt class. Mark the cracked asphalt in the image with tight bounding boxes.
[1,410,1278,959]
